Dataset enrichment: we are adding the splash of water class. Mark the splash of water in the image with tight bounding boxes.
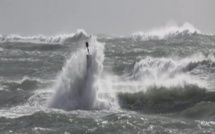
[47,37,118,110]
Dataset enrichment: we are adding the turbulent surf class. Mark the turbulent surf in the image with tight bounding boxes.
[1,23,215,133]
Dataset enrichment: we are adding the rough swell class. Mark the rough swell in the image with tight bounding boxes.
[118,85,215,113]
[0,29,89,44]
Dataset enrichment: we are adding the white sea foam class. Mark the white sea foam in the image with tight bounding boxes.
[132,22,201,40]
[114,53,214,93]
[0,29,88,44]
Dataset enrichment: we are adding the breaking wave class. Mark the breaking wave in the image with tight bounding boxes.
[114,53,215,114]
[132,22,200,40]
[0,29,89,44]
[124,53,215,89]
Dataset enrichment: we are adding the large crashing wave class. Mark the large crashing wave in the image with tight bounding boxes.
[0,29,88,44]
[47,37,118,110]
[97,22,207,41]
[116,53,215,113]
[132,22,201,40]
[119,53,214,91]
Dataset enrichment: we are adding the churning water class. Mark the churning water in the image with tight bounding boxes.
[1,24,215,133]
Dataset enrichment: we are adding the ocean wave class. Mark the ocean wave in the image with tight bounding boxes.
[0,77,51,107]
[132,22,200,40]
[0,29,89,44]
[1,42,68,51]
[0,90,32,108]
[185,59,215,72]
[128,53,215,88]
[2,77,50,91]
[117,53,215,114]
[178,102,215,120]
[118,85,215,113]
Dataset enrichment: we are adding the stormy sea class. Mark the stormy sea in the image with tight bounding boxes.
[1,23,215,134]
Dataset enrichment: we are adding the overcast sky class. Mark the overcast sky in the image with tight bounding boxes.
[0,0,214,36]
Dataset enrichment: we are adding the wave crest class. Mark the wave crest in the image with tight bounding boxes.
[132,22,200,40]
[2,77,49,91]
[129,53,215,89]
[0,29,89,44]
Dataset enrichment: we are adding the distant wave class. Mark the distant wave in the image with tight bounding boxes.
[0,29,89,44]
[97,22,205,41]
[132,22,200,40]
[0,22,212,43]
[2,77,50,91]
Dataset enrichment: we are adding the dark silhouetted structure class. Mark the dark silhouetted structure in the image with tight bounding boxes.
[86,42,89,54]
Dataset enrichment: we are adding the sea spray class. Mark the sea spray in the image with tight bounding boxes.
[0,29,88,44]
[114,54,211,93]
[48,37,118,110]
[132,22,200,40]
[1,24,215,133]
